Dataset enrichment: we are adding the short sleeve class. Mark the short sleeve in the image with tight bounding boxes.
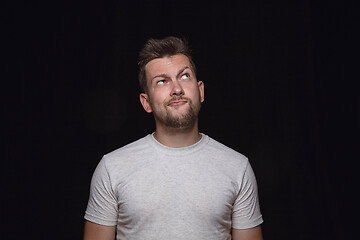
[232,161,263,229]
[84,157,118,226]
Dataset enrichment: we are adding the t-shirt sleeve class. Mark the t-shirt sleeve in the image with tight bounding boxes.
[232,161,263,229]
[84,157,118,226]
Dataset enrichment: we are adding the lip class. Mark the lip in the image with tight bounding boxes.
[168,100,188,107]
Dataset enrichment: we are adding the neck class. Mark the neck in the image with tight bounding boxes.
[153,121,201,148]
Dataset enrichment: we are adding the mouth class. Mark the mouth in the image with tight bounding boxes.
[167,98,189,107]
[168,100,188,107]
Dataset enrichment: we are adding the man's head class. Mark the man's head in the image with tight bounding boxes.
[138,36,197,93]
[138,37,204,131]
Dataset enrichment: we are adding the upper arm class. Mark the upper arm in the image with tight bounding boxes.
[232,225,263,240]
[83,221,116,240]
[85,159,118,226]
[232,161,263,230]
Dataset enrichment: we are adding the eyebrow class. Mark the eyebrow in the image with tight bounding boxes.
[151,66,190,82]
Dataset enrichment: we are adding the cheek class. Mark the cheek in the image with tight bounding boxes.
[186,85,201,101]
[149,91,169,107]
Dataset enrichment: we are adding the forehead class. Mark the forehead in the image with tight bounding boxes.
[145,54,192,78]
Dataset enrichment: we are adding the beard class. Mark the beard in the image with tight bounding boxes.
[152,97,201,130]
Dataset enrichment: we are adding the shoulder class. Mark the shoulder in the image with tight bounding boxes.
[205,136,248,162]
[93,135,155,183]
[200,135,255,190]
[100,135,154,168]
[106,135,151,157]
[200,135,250,174]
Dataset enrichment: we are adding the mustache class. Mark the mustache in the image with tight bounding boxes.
[165,97,192,106]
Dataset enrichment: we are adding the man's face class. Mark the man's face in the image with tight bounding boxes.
[140,54,204,130]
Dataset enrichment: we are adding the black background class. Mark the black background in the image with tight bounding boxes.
[3,0,357,239]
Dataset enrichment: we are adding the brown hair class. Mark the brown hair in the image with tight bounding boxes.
[138,36,197,93]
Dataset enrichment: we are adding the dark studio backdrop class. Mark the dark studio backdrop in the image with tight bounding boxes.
[3,0,357,239]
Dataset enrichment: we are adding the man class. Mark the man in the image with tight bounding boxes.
[84,36,263,240]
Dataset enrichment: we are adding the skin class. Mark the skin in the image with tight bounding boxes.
[83,221,115,240]
[139,54,204,148]
[83,54,263,240]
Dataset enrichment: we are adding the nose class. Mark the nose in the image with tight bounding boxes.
[170,80,184,96]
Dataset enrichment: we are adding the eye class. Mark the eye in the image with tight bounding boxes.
[180,73,190,80]
[156,80,166,85]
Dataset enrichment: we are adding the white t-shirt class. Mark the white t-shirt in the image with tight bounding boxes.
[85,133,263,240]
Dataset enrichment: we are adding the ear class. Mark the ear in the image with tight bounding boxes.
[198,81,205,103]
[139,93,153,113]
